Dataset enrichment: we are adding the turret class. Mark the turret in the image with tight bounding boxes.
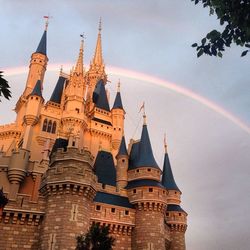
[39,139,97,249]
[127,113,168,249]
[162,137,187,250]
[116,136,128,190]
[23,19,49,97]
[23,80,44,150]
[7,148,30,200]
[111,81,125,150]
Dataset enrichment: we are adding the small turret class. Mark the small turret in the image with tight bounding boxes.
[22,80,44,150]
[111,81,125,150]
[24,80,44,125]
[162,136,187,250]
[116,136,128,190]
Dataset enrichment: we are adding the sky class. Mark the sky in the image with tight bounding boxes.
[1,1,250,249]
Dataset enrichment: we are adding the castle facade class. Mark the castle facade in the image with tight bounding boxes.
[0,20,187,250]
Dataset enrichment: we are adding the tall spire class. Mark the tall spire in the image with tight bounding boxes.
[92,18,103,66]
[161,136,180,192]
[36,17,49,55]
[74,34,84,75]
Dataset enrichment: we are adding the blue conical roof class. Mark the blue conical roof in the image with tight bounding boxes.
[162,152,180,192]
[135,124,159,169]
[93,79,110,112]
[30,80,42,97]
[50,76,66,104]
[36,30,47,55]
[112,92,123,109]
[128,141,140,170]
[117,136,128,156]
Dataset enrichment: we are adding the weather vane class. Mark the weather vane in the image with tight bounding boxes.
[43,15,52,31]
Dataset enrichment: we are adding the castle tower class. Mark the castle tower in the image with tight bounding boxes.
[23,21,48,97]
[116,136,128,190]
[15,20,48,126]
[39,139,97,250]
[111,81,125,151]
[127,115,168,249]
[61,38,87,147]
[162,139,187,250]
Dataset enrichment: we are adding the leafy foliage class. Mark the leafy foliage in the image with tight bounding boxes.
[0,188,8,208]
[76,222,115,250]
[0,71,11,101]
[191,0,250,57]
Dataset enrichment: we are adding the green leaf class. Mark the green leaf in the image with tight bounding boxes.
[197,49,204,58]
[201,38,206,45]
[218,52,223,58]
[241,50,248,57]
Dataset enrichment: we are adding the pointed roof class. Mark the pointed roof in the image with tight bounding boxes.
[50,76,66,104]
[94,150,116,186]
[92,19,103,66]
[93,79,110,112]
[162,152,180,192]
[128,141,140,170]
[30,80,42,97]
[117,136,128,156]
[74,39,84,75]
[112,90,123,109]
[36,30,47,55]
[135,124,159,169]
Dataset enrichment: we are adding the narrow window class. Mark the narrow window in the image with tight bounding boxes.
[149,188,153,192]
[42,119,48,131]
[133,189,136,194]
[147,168,151,172]
[125,210,129,215]
[111,208,115,213]
[96,205,101,211]
[179,213,182,216]
[47,120,52,133]
[166,212,169,216]
[52,121,57,134]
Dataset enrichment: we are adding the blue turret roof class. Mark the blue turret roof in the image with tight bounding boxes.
[161,152,180,192]
[126,179,164,189]
[135,124,159,169]
[166,204,187,214]
[112,92,123,109]
[51,138,68,155]
[94,151,116,186]
[30,80,42,97]
[50,76,66,104]
[117,136,128,156]
[36,30,47,55]
[92,79,110,112]
[94,192,134,208]
[128,141,140,170]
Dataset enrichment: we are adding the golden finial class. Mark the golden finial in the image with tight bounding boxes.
[60,65,63,74]
[98,17,102,33]
[164,133,168,153]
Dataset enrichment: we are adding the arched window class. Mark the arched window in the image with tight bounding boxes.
[52,121,57,134]
[42,119,48,131]
[47,120,52,133]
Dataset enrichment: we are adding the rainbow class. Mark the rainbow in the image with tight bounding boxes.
[4,64,250,135]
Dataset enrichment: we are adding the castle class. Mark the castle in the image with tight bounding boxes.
[0,19,187,250]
